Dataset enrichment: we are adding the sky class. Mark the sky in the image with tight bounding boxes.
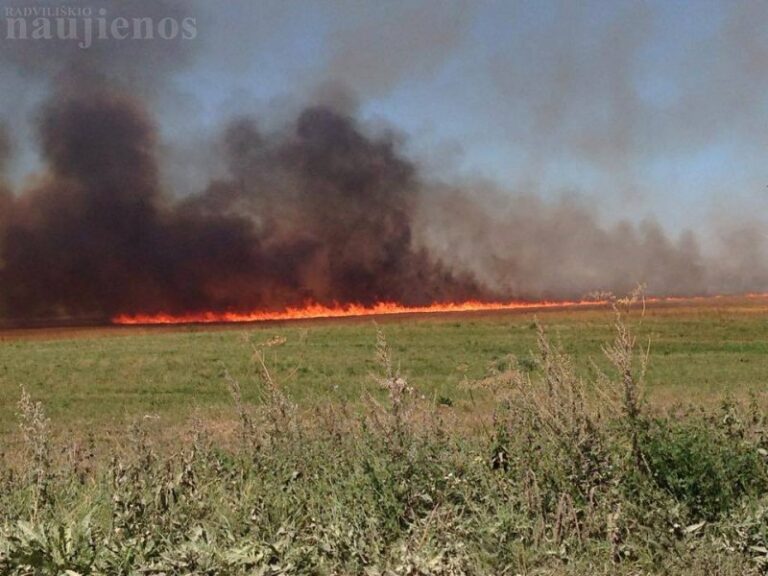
[2,0,768,319]
[146,0,768,239]
[3,0,768,241]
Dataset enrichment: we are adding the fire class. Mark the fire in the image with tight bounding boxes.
[110,293,768,326]
[112,299,602,325]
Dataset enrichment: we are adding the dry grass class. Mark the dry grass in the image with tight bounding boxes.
[2,297,768,574]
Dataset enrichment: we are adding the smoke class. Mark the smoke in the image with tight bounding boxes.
[0,0,766,324]
[1,83,755,324]
[414,186,707,299]
[0,0,195,86]
[490,2,652,198]
[0,88,484,321]
[216,108,485,304]
[0,121,11,233]
[0,122,9,172]
[323,0,471,100]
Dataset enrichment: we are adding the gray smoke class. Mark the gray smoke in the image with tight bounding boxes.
[415,186,710,299]
[0,121,10,175]
[0,0,766,324]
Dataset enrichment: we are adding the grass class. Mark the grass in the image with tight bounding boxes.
[3,295,768,574]
[0,297,767,438]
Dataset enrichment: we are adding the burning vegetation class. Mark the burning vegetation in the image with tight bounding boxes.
[0,90,488,324]
[0,1,766,326]
[0,86,761,326]
[0,87,708,326]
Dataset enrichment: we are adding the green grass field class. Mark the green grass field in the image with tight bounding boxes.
[3,296,768,574]
[1,296,767,437]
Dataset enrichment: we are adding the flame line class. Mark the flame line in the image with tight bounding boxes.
[112,299,604,325]
[111,293,768,326]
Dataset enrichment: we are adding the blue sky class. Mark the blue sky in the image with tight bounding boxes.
[157,0,768,237]
[2,0,768,302]
[4,0,768,239]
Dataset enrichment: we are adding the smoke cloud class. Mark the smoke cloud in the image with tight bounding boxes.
[0,0,766,324]
[0,88,484,322]
[0,124,10,257]
[414,187,707,299]
[0,123,10,172]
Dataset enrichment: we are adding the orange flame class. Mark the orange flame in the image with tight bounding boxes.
[111,293,768,326]
[112,299,602,325]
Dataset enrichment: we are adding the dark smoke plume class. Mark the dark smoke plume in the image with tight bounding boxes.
[1,0,767,325]
[0,89,483,323]
[0,82,763,325]
[0,83,763,324]
[0,123,10,173]
[0,122,11,278]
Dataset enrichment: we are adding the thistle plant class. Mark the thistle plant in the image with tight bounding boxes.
[17,386,51,517]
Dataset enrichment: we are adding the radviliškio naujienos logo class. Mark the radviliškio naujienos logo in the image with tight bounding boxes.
[4,5,196,48]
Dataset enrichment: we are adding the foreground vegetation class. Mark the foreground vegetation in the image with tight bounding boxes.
[2,295,768,574]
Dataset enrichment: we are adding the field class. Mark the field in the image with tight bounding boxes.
[1,296,767,437]
[2,295,768,574]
